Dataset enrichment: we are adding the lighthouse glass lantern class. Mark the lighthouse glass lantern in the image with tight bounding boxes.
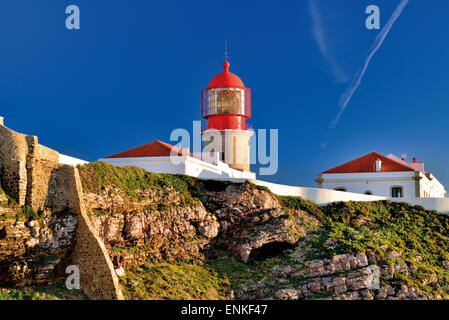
[201,61,253,172]
[202,87,251,130]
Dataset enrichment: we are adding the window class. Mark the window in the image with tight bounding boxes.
[334,187,347,192]
[364,191,373,195]
[391,187,403,198]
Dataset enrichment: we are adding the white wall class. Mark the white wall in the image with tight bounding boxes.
[100,155,256,180]
[321,171,447,199]
[59,154,89,166]
[392,197,449,213]
[249,179,449,214]
[99,156,186,175]
[251,179,387,204]
[321,171,417,198]
[419,173,446,198]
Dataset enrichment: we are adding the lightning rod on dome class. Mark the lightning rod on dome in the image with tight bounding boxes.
[225,40,228,62]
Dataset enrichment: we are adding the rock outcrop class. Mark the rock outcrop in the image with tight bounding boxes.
[193,181,320,262]
[0,205,76,285]
[83,186,219,264]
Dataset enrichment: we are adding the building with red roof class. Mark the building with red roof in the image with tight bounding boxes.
[100,139,255,180]
[316,152,446,198]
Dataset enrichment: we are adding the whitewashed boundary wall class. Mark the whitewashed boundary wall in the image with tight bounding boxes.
[245,179,449,214]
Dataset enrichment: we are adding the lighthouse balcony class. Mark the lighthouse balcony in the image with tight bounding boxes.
[201,123,252,132]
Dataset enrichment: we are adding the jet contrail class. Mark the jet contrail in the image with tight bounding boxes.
[309,0,348,83]
[325,0,410,142]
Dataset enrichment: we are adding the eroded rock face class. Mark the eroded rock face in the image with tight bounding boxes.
[0,207,77,285]
[84,182,315,265]
[84,186,219,263]
[193,182,319,262]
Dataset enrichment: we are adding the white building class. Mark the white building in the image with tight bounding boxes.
[99,140,255,180]
[59,153,89,166]
[316,152,446,199]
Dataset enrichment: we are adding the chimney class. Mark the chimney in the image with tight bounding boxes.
[413,157,417,163]
[375,159,382,172]
[0,116,3,126]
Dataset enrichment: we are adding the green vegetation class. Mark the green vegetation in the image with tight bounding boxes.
[0,283,88,300]
[0,187,19,209]
[279,197,449,292]
[21,205,44,220]
[121,259,231,300]
[120,248,300,300]
[323,201,449,262]
[78,162,204,212]
[40,256,60,267]
[78,162,198,196]
[277,195,325,222]
[208,251,296,290]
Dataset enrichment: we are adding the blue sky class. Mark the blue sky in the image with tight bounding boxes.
[1,0,449,188]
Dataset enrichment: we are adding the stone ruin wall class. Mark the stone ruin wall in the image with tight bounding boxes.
[51,165,124,300]
[0,119,123,299]
[0,124,30,206]
[0,123,60,210]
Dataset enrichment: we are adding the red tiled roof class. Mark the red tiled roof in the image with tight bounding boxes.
[323,152,415,174]
[104,140,191,159]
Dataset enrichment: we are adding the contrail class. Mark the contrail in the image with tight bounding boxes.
[309,0,348,83]
[324,0,409,145]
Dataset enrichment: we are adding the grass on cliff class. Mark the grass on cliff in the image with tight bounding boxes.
[78,162,206,212]
[120,259,231,300]
[0,283,88,300]
[120,250,298,300]
[281,196,449,292]
[78,162,198,196]
[324,201,449,263]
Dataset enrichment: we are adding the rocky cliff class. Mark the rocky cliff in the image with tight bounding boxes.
[0,186,79,300]
[2,161,449,300]
[77,162,449,300]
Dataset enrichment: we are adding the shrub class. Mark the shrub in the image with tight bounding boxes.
[277,195,325,222]
[21,205,43,220]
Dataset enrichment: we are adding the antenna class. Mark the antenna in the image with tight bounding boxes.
[225,40,228,62]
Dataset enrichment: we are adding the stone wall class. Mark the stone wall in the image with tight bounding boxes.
[62,165,124,300]
[0,124,29,205]
[26,138,60,210]
[0,119,123,299]
[0,122,59,209]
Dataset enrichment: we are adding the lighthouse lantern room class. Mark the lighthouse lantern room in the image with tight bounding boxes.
[202,61,253,172]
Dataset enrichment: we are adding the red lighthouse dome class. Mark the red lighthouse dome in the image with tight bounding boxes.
[207,61,245,89]
[202,61,251,131]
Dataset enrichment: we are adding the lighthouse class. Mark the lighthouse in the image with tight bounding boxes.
[201,60,253,172]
